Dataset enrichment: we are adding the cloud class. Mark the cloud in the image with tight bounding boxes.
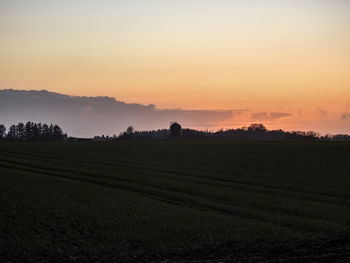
[316,107,328,117]
[251,112,291,121]
[341,112,350,120]
[0,89,243,137]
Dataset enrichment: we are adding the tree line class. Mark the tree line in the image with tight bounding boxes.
[0,122,67,141]
[93,123,350,141]
[1,122,348,142]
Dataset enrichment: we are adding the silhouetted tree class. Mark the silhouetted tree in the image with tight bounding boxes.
[49,124,54,139]
[24,122,33,140]
[0,124,6,139]
[6,125,17,140]
[42,123,50,141]
[331,134,350,141]
[118,126,135,140]
[126,126,134,135]
[113,123,333,141]
[248,123,267,133]
[0,121,66,142]
[53,125,64,140]
[16,123,25,140]
[32,123,40,140]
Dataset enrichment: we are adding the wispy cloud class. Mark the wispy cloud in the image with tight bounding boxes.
[251,112,291,121]
[341,112,350,120]
[316,107,328,117]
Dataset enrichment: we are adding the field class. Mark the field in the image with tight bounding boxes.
[1,140,350,262]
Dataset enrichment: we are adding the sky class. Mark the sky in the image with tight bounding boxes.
[1,0,350,134]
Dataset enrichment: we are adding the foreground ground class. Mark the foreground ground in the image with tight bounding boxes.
[0,140,350,262]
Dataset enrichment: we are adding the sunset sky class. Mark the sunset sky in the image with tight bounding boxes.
[1,0,350,134]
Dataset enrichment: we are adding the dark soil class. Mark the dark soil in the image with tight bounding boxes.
[164,236,350,263]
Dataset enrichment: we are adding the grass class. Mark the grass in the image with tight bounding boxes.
[0,140,350,262]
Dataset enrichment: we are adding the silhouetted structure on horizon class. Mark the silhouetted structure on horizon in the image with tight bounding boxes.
[170,122,182,138]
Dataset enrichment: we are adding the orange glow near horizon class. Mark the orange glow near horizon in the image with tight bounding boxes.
[1,1,350,134]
